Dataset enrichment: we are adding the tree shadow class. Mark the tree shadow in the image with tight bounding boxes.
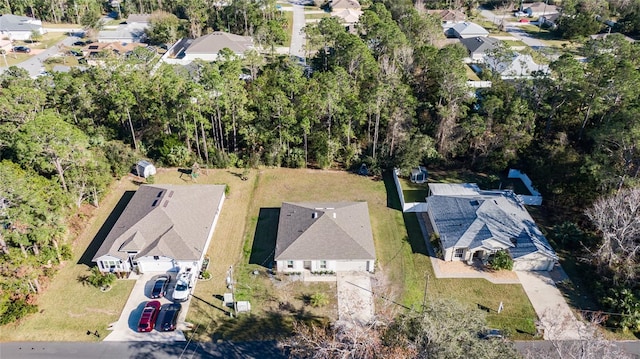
[126,340,286,359]
[248,208,280,268]
[77,191,135,266]
[211,308,328,342]
[403,212,429,256]
[382,170,403,211]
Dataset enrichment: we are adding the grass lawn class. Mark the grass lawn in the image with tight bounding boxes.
[44,55,80,70]
[503,40,528,47]
[42,22,82,29]
[306,12,329,20]
[14,33,67,50]
[284,11,294,48]
[1,53,31,67]
[465,64,482,81]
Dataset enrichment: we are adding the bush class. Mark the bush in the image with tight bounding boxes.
[59,244,73,261]
[310,293,329,307]
[201,271,211,280]
[0,299,38,325]
[86,267,116,288]
[489,250,513,271]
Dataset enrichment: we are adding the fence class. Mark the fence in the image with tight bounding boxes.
[508,169,543,206]
[393,168,430,213]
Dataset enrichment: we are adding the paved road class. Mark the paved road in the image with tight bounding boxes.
[288,1,306,59]
[0,35,80,77]
[0,341,285,359]
[478,8,546,48]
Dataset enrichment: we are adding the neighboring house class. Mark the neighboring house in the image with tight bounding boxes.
[590,33,636,43]
[426,9,466,24]
[460,36,501,62]
[97,14,150,43]
[93,184,225,274]
[0,14,45,41]
[426,183,557,271]
[485,52,549,79]
[275,202,376,273]
[81,42,147,64]
[175,32,254,63]
[539,13,560,29]
[447,22,489,39]
[329,0,361,11]
[332,8,363,29]
[410,166,428,184]
[523,2,558,17]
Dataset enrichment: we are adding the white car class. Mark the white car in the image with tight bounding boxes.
[172,272,192,302]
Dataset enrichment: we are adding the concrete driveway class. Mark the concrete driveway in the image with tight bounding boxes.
[336,272,374,325]
[103,272,189,342]
[516,271,591,340]
[288,1,306,59]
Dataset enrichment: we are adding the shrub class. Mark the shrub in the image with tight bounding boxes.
[201,271,211,280]
[310,293,329,307]
[59,244,73,261]
[86,267,116,288]
[0,299,38,325]
[489,250,513,271]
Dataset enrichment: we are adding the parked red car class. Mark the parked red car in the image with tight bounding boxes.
[137,300,161,332]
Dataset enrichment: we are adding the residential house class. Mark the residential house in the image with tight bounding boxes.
[81,42,147,65]
[460,36,501,62]
[329,0,361,11]
[523,2,558,17]
[539,13,560,29]
[275,202,376,273]
[173,32,254,63]
[427,9,466,25]
[332,8,363,29]
[426,183,557,271]
[485,52,549,79]
[589,33,636,43]
[93,184,225,274]
[447,22,489,39]
[0,14,45,41]
[97,14,151,43]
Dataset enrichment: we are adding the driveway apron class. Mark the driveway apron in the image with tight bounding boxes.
[336,272,374,325]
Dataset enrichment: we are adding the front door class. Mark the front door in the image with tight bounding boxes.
[303,261,311,270]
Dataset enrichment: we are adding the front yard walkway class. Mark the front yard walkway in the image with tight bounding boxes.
[336,272,374,325]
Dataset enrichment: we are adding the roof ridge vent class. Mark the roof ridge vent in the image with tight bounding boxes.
[312,212,318,219]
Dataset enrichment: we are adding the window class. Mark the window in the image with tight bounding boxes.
[287,261,294,269]
[454,248,464,258]
[153,256,160,260]
[320,260,327,269]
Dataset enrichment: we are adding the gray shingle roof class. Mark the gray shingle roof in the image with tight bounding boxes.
[275,202,376,261]
[460,36,500,55]
[185,32,253,55]
[428,184,556,260]
[452,22,489,36]
[331,0,361,10]
[0,14,42,32]
[93,184,225,262]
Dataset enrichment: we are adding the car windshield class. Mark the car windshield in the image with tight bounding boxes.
[176,283,188,291]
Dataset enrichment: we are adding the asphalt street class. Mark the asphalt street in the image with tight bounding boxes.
[288,1,306,59]
[0,341,286,359]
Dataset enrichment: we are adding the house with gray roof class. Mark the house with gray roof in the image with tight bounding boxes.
[523,2,558,17]
[0,14,44,41]
[93,184,225,274]
[426,183,557,271]
[485,52,549,79]
[427,9,466,24]
[275,202,376,273]
[180,31,254,63]
[460,36,501,61]
[329,0,361,11]
[447,22,489,39]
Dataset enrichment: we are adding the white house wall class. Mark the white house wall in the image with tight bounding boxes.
[513,252,555,271]
[95,255,130,272]
[184,53,219,62]
[335,260,369,272]
[277,260,373,272]
[138,256,174,272]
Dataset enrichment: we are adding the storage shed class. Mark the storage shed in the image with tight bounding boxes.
[136,160,156,178]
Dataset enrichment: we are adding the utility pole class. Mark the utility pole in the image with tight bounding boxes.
[226,266,237,317]
[422,272,430,310]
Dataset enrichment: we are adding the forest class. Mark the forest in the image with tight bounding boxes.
[0,0,639,335]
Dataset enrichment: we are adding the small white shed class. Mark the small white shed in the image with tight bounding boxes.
[136,160,156,178]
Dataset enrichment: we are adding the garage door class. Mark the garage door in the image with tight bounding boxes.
[513,259,553,271]
[335,261,367,272]
[139,258,174,273]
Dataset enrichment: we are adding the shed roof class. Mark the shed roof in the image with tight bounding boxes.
[275,202,376,261]
[93,184,225,262]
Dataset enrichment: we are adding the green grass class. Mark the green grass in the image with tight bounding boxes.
[306,12,330,20]
[284,11,294,48]
[0,53,30,66]
[465,64,482,81]
[44,55,80,70]
[503,40,528,48]
[42,22,82,29]
[15,33,66,49]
